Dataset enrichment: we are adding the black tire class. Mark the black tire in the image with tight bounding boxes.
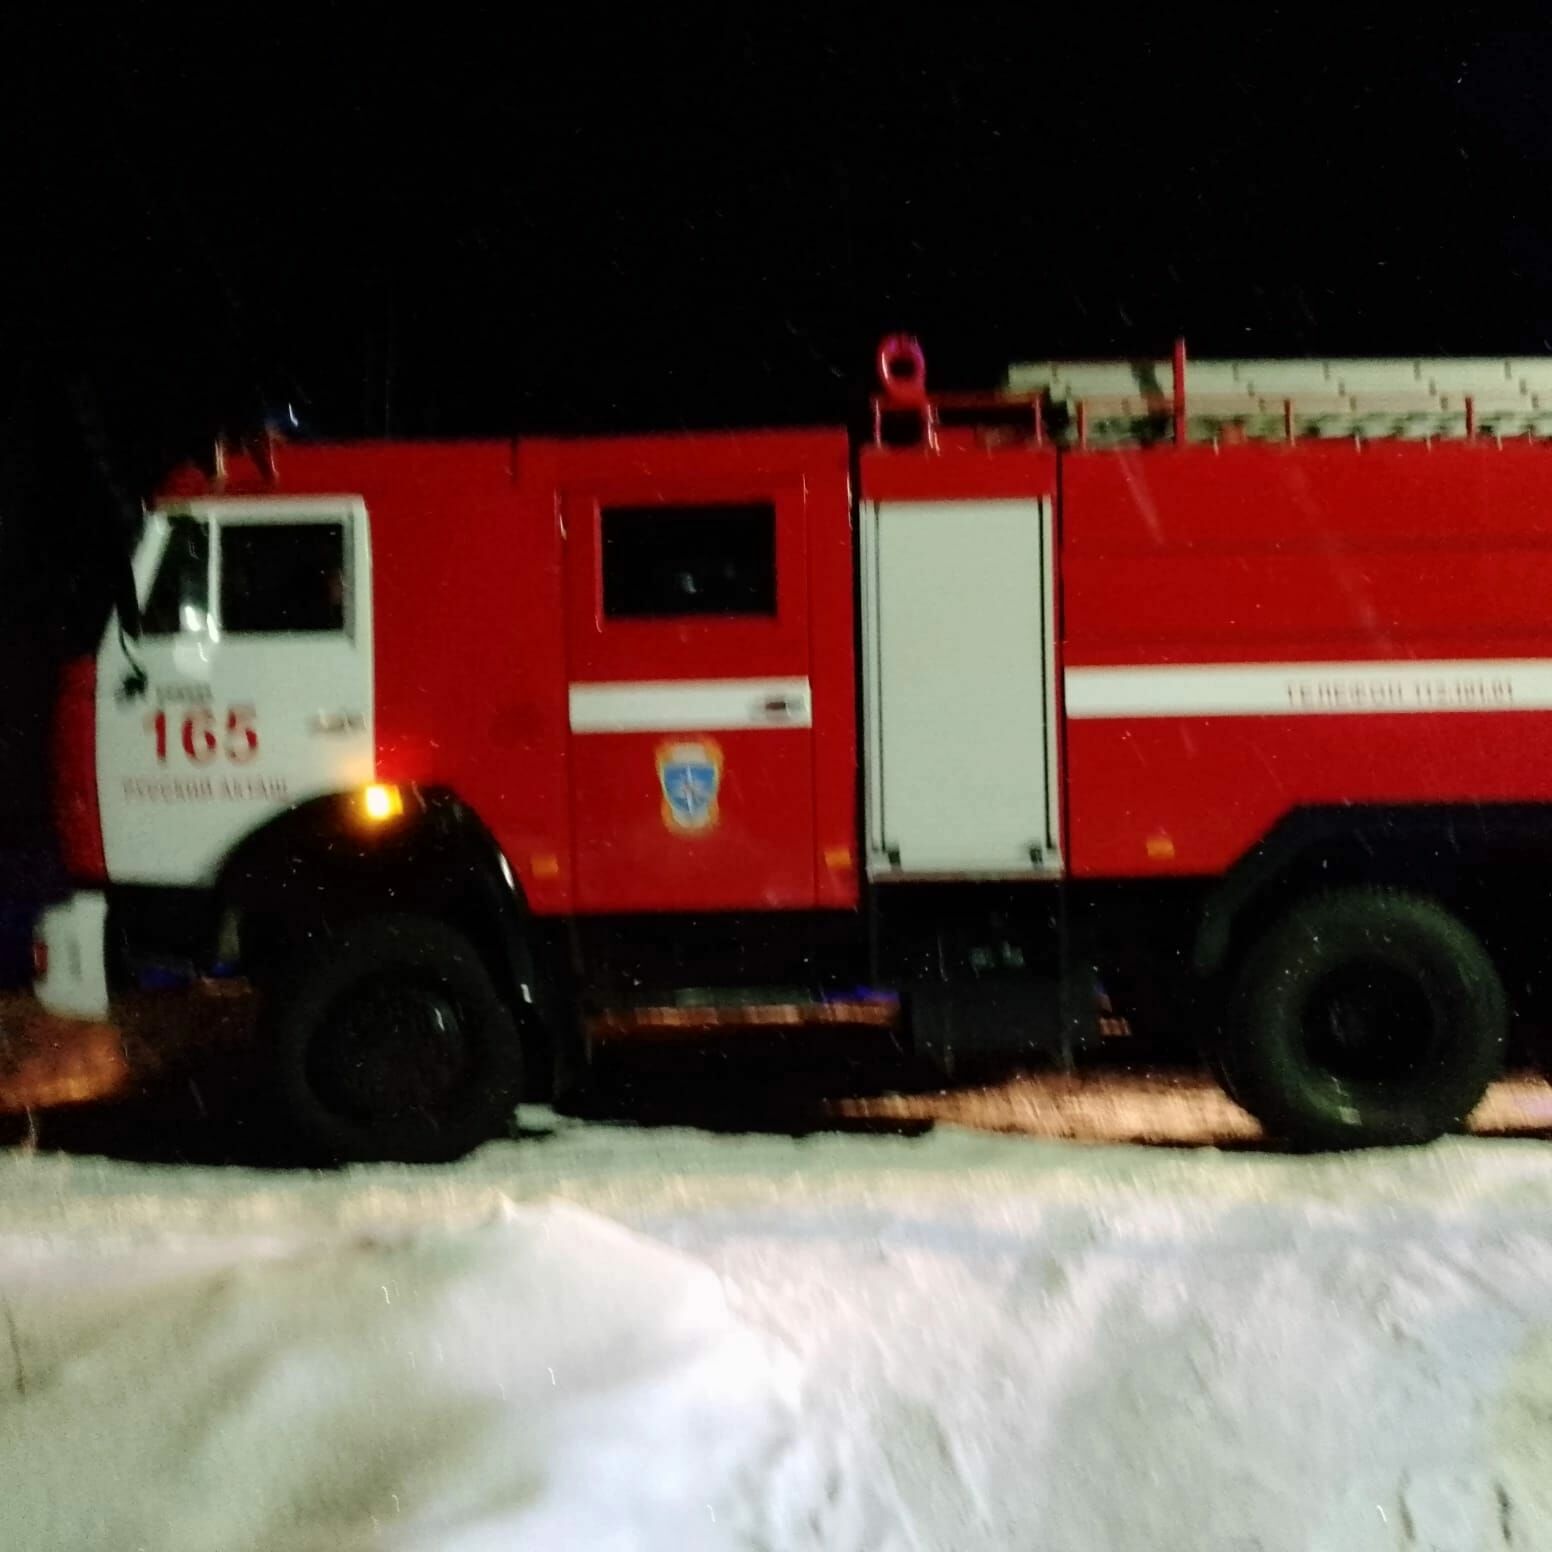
[263,914,525,1164]
[1214,888,1506,1149]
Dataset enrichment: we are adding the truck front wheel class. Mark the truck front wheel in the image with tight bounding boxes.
[1213,888,1506,1149]
[263,914,525,1164]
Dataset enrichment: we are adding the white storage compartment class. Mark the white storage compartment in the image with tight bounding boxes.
[862,498,1059,877]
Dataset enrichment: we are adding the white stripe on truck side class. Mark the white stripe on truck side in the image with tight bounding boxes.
[1065,659,1552,719]
[569,678,812,733]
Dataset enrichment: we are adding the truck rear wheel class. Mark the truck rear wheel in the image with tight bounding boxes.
[263,914,525,1164]
[1214,888,1505,1149]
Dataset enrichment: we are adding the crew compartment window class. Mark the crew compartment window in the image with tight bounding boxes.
[602,501,777,620]
[141,515,211,636]
[219,520,348,635]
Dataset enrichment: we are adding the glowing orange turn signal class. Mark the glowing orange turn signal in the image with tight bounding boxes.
[362,783,404,822]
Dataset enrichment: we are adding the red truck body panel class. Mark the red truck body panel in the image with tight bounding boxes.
[162,429,856,917]
[1061,441,1552,877]
[164,417,1552,912]
[540,430,855,913]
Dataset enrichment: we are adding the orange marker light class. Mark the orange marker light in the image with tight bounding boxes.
[362,783,404,822]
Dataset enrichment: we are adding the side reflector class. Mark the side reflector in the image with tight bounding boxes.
[362,783,404,822]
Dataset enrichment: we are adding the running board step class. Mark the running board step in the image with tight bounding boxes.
[587,996,901,1043]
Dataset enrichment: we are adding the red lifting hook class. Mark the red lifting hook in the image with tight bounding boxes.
[877,334,928,407]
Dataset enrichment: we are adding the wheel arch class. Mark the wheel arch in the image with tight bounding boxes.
[217,786,542,1014]
[1193,803,1552,983]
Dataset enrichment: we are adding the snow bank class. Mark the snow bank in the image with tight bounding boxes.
[5,1125,1552,1549]
[0,1202,803,1551]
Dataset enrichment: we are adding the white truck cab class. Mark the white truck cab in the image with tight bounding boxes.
[37,496,376,1016]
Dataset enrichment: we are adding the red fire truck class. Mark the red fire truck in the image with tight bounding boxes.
[34,339,1552,1158]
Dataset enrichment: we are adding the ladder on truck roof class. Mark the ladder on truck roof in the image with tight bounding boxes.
[1004,353,1552,445]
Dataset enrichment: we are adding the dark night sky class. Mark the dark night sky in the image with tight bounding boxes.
[3,13,1552,862]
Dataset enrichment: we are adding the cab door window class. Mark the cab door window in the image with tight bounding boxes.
[218,521,349,635]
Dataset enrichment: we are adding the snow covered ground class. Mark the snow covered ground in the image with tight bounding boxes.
[4,1118,1552,1549]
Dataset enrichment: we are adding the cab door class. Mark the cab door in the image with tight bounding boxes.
[564,472,816,913]
[98,499,374,884]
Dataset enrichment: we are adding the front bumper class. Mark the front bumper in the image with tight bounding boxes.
[33,891,109,1020]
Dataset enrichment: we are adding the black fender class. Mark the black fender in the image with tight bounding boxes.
[1194,802,1552,977]
[218,786,539,1009]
